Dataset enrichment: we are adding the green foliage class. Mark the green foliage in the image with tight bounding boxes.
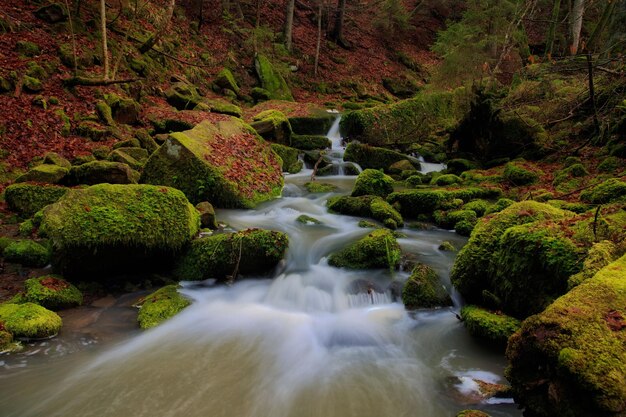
[374,0,412,40]
[4,183,68,218]
[461,305,520,347]
[462,199,490,217]
[405,175,423,187]
[402,263,451,309]
[352,169,395,198]
[0,302,62,339]
[137,285,191,329]
[22,275,82,310]
[328,229,400,269]
[174,229,288,281]
[3,240,50,267]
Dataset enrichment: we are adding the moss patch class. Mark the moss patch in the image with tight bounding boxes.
[344,143,419,172]
[328,195,403,228]
[3,240,50,267]
[21,275,82,310]
[254,55,293,101]
[461,305,520,348]
[328,229,400,269]
[0,303,62,339]
[137,285,191,329]
[402,263,452,309]
[5,183,68,217]
[352,169,395,198]
[304,182,337,193]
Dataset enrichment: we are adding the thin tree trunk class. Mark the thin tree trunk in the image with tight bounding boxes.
[314,0,322,76]
[64,0,78,75]
[569,0,585,54]
[198,0,204,30]
[100,0,109,80]
[586,52,600,134]
[138,0,175,54]
[284,0,295,51]
[586,0,616,52]
[331,0,346,46]
[544,0,561,57]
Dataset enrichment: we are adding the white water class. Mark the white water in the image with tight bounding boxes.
[0,120,519,417]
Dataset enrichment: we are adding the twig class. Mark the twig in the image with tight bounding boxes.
[311,154,325,181]
[63,76,141,86]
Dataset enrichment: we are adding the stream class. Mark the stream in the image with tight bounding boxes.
[0,118,522,417]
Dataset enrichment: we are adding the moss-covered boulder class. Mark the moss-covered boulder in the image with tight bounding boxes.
[328,229,400,269]
[450,201,577,318]
[165,82,202,110]
[328,195,403,228]
[196,201,218,229]
[433,173,462,186]
[447,159,479,175]
[387,187,501,218]
[271,143,301,173]
[5,183,68,217]
[141,119,283,208]
[580,178,626,204]
[214,68,240,95]
[174,229,288,281]
[402,263,452,309]
[506,255,626,417]
[40,184,200,278]
[250,110,292,145]
[352,169,394,198]
[304,182,337,193]
[43,152,71,169]
[105,94,141,125]
[461,305,520,347]
[288,114,336,135]
[0,303,62,339]
[137,285,191,329]
[503,162,540,186]
[290,134,331,150]
[195,100,243,118]
[65,161,139,185]
[22,275,82,310]
[567,240,617,289]
[3,240,50,267]
[343,143,419,172]
[433,209,478,236]
[22,75,43,93]
[254,55,293,101]
[15,164,68,184]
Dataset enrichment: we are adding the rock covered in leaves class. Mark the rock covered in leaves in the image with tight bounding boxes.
[328,229,400,270]
[40,184,200,278]
[141,119,283,208]
[174,229,288,282]
[137,285,191,329]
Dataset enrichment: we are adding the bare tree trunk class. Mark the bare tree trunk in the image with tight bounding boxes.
[64,0,78,75]
[100,0,109,80]
[138,0,175,54]
[331,0,347,47]
[586,0,616,52]
[586,52,599,134]
[284,0,295,51]
[544,0,561,57]
[314,0,322,76]
[569,0,585,54]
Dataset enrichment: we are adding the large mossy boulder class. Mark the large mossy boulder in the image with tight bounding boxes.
[141,119,283,208]
[580,178,626,204]
[214,68,240,95]
[461,305,520,348]
[271,143,302,174]
[506,254,626,417]
[40,184,200,278]
[289,114,336,135]
[290,134,331,150]
[328,195,403,229]
[343,143,419,172]
[254,55,294,101]
[137,285,191,329]
[352,169,395,198]
[450,201,577,318]
[250,110,292,145]
[402,263,452,309]
[15,164,68,184]
[66,161,139,185]
[3,240,50,267]
[387,187,502,218]
[328,229,400,269]
[5,183,68,217]
[20,275,82,310]
[165,82,202,110]
[0,302,62,339]
[175,229,289,282]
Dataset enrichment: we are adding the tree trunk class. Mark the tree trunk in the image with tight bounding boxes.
[100,0,109,80]
[586,52,600,134]
[138,0,175,54]
[314,0,322,76]
[586,0,616,52]
[544,0,561,57]
[331,0,347,47]
[284,0,295,51]
[569,0,585,54]
[64,0,78,75]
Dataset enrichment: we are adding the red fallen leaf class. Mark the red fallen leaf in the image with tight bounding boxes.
[84,205,91,212]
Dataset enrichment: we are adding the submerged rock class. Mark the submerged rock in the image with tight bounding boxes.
[328,229,400,270]
[136,285,191,329]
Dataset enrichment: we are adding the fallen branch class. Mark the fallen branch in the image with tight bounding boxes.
[63,76,141,87]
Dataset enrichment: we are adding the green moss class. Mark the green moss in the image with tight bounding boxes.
[14,164,68,184]
[462,199,490,217]
[506,254,626,417]
[195,100,243,118]
[137,285,191,329]
[433,174,462,186]
[296,214,321,225]
[271,143,300,173]
[288,114,336,135]
[388,159,416,175]
[328,229,400,269]
[250,110,292,145]
[3,240,49,267]
[40,184,200,277]
[214,68,240,94]
[503,162,540,185]
[22,76,43,93]
[174,229,288,281]
[254,55,293,101]
[18,219,35,237]
[598,156,619,173]
[76,121,108,141]
[387,187,501,218]
[402,263,451,309]
[438,241,456,251]
[250,87,271,103]
[165,82,202,110]
[0,328,14,352]
[434,209,477,230]
[22,275,82,310]
[328,195,402,228]
[461,305,520,348]
[26,62,47,80]
[55,109,71,136]
[67,160,139,185]
[358,220,381,228]
[405,175,423,187]
[484,198,514,214]
[344,143,419,172]
[304,182,337,193]
[567,240,617,289]
[0,302,62,339]
[580,178,626,204]
[5,183,68,217]
[16,41,40,57]
[290,134,331,150]
[352,169,394,198]
[546,199,589,214]
[455,410,492,417]
[43,152,71,169]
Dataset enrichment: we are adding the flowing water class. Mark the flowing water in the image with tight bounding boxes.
[0,121,521,417]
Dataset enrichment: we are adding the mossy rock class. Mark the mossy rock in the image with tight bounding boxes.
[455,410,492,417]
[438,241,456,251]
[433,209,477,235]
[14,164,68,184]
[304,182,337,193]
[461,305,520,347]
[433,174,462,186]
[387,187,501,218]
[506,254,626,417]
[214,68,240,95]
[165,82,202,110]
[72,154,97,165]
[462,199,490,217]
[0,303,62,339]
[34,3,67,23]
[108,147,148,170]
[66,161,139,185]
[250,110,292,145]
[580,178,626,204]
[22,275,82,310]
[271,143,300,173]
[328,195,402,228]
[58,43,94,69]
[21,75,43,93]
[567,240,617,289]
[195,100,242,118]
[328,229,400,269]
[141,119,283,208]
[43,152,71,169]
[134,129,159,154]
[290,134,331,150]
[250,87,271,103]
[598,156,620,173]
[76,121,109,141]
[296,214,321,225]
[484,198,514,214]
[288,114,336,135]
[40,184,200,278]
[405,175,423,187]
[105,94,141,125]
[5,183,68,217]
[351,169,394,198]
[254,55,293,101]
[0,328,14,351]
[174,229,288,282]
[447,159,479,175]
[344,143,419,172]
[388,160,416,176]
[402,263,452,309]
[137,285,191,329]
[503,162,540,186]
[196,201,218,229]
[96,100,114,125]
[451,201,576,318]
[3,240,50,267]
